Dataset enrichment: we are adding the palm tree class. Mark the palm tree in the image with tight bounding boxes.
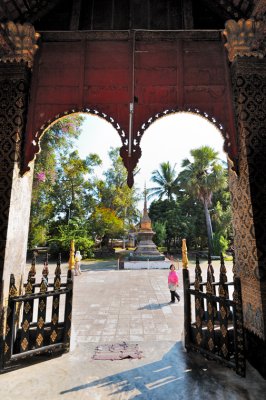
[148,161,179,201]
[178,146,227,254]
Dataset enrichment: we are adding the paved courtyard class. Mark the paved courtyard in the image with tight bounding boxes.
[1,260,266,399]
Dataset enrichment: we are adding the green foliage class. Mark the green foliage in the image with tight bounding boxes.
[90,206,124,241]
[178,195,208,250]
[91,147,141,245]
[30,119,232,260]
[48,218,94,258]
[212,200,233,240]
[179,146,227,207]
[29,224,47,248]
[29,115,84,247]
[149,199,190,251]
[50,235,94,259]
[29,124,140,255]
[147,146,232,254]
[148,161,179,201]
[212,233,229,256]
[51,150,102,223]
[152,221,166,247]
[29,115,86,248]
[178,146,228,254]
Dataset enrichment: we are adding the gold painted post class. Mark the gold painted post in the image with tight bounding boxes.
[64,242,74,350]
[182,238,189,269]
[182,238,191,350]
[68,240,75,271]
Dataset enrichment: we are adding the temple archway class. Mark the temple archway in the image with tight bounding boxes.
[0,1,266,375]
[137,110,229,188]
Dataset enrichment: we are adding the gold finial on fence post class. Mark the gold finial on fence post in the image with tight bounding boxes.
[182,238,188,269]
[68,240,75,271]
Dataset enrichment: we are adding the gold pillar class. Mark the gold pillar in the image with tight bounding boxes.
[182,239,188,269]
[68,240,75,271]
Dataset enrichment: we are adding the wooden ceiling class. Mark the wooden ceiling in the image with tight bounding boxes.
[0,1,60,23]
[0,0,264,27]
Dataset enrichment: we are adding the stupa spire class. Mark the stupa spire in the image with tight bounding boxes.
[143,183,148,215]
[140,184,151,231]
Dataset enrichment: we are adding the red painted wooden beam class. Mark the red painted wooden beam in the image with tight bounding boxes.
[23,31,238,185]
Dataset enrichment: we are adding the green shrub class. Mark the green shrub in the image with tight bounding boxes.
[212,233,229,256]
[48,222,95,259]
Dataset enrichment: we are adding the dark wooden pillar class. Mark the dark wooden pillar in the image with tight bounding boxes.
[224,18,266,377]
[0,63,31,281]
[0,21,39,342]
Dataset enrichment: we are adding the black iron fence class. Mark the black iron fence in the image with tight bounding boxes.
[0,255,73,372]
[183,254,245,377]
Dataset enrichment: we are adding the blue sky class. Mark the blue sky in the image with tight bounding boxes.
[74,112,226,209]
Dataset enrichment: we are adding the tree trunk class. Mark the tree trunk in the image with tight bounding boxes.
[101,234,109,248]
[203,200,214,254]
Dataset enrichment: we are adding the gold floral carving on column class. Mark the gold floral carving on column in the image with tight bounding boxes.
[223,18,266,62]
[0,21,40,68]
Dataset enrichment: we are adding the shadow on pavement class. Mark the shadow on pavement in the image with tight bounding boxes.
[59,342,263,399]
[138,303,171,310]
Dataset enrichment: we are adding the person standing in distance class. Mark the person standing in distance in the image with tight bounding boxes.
[168,264,180,303]
[74,250,82,276]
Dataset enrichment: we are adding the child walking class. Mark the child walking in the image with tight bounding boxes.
[168,264,180,303]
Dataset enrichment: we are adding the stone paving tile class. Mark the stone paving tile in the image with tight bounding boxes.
[1,263,266,400]
[70,271,184,342]
[70,269,184,348]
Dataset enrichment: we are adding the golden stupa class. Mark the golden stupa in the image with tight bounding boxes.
[129,186,165,261]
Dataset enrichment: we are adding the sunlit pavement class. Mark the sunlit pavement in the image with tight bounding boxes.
[1,261,266,399]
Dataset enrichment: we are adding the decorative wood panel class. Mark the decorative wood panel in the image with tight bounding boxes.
[23,31,238,188]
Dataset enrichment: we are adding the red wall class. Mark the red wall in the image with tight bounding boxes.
[24,32,237,185]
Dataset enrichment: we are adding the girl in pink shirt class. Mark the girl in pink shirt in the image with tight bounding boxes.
[168,264,180,303]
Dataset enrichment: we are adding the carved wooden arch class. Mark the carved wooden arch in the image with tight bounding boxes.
[23,105,239,188]
[132,107,239,176]
[23,106,129,174]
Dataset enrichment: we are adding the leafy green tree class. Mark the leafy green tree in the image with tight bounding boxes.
[30,132,141,256]
[29,115,85,247]
[149,199,190,252]
[39,150,102,256]
[51,151,101,224]
[178,195,208,250]
[49,217,94,258]
[91,147,141,246]
[178,146,227,254]
[90,206,124,247]
[152,221,166,247]
[148,161,179,201]
[212,233,229,256]
[211,186,233,255]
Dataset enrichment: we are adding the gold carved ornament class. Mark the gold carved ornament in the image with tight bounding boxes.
[223,18,266,62]
[0,21,40,68]
[208,338,214,351]
[50,330,57,343]
[36,333,43,347]
[21,337,28,351]
[22,319,30,332]
[221,343,229,358]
